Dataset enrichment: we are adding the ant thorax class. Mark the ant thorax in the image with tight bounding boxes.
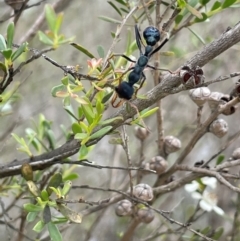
[144,45,153,57]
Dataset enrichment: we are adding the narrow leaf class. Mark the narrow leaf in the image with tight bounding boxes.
[0,35,7,51]
[33,220,45,233]
[45,5,57,33]
[38,31,54,46]
[11,42,27,61]
[186,3,203,18]
[70,43,95,59]
[7,22,14,48]
[47,222,62,241]
[89,126,112,140]
[57,204,82,223]
[51,84,65,97]
[222,0,237,8]
[24,203,43,212]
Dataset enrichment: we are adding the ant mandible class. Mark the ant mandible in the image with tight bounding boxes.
[111,25,169,107]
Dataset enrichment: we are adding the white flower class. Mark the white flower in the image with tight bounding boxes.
[185,177,224,216]
[184,181,199,192]
[192,189,224,216]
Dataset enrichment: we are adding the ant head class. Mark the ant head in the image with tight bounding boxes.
[115,82,134,100]
[143,26,160,46]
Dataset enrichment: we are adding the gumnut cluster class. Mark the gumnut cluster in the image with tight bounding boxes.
[115,184,155,223]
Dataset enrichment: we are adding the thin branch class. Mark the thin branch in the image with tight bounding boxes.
[1,21,240,178]
[102,5,138,70]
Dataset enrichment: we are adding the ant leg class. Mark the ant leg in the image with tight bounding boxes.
[135,25,144,55]
[108,53,136,64]
[146,63,173,73]
[150,33,170,57]
[111,92,119,108]
[133,73,146,98]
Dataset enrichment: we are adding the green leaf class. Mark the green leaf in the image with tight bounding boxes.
[12,42,27,61]
[222,0,237,8]
[89,126,112,140]
[79,121,89,133]
[38,31,54,46]
[74,133,89,140]
[175,14,183,25]
[62,180,72,196]
[140,107,159,119]
[177,0,186,8]
[115,0,127,6]
[47,222,62,241]
[55,12,63,35]
[81,104,95,125]
[102,91,114,104]
[57,204,82,223]
[43,205,51,224]
[79,145,88,158]
[186,4,203,18]
[47,173,63,195]
[41,190,49,201]
[64,106,78,121]
[193,12,208,23]
[211,1,221,10]
[7,22,14,49]
[63,96,71,107]
[98,116,123,126]
[70,43,95,59]
[98,16,122,24]
[188,27,205,44]
[201,226,211,235]
[107,1,122,16]
[51,84,65,97]
[216,155,225,165]
[200,0,211,5]
[26,212,38,222]
[0,62,7,74]
[33,220,45,233]
[72,122,82,134]
[212,227,224,239]
[63,173,79,181]
[1,49,12,59]
[45,5,57,33]
[0,35,7,51]
[27,180,40,197]
[24,203,43,212]
[61,76,69,85]
[97,45,105,58]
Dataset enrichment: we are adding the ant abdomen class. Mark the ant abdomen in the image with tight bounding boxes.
[143,26,161,46]
[115,82,134,100]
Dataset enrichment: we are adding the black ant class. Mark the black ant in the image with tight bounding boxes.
[111,25,169,107]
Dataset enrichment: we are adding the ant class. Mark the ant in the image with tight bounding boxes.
[111,25,169,107]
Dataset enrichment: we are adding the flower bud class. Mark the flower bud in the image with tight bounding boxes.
[133,183,153,202]
[135,206,154,223]
[189,87,211,106]
[209,119,228,138]
[148,156,168,175]
[164,136,181,154]
[135,127,149,141]
[232,148,240,160]
[115,199,133,216]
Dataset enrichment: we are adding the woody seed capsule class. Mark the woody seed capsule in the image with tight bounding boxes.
[115,199,133,216]
[209,119,228,138]
[133,183,153,201]
[136,207,154,223]
[164,136,182,154]
[232,148,240,160]
[189,87,211,106]
[148,156,168,175]
[135,127,150,141]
